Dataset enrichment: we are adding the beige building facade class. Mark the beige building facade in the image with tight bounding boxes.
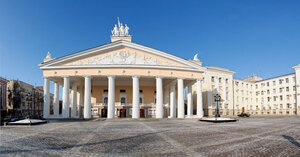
[203,65,300,117]
[39,20,300,119]
[39,21,205,119]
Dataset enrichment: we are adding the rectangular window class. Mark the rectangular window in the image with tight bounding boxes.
[211,76,215,82]
[286,78,289,83]
[226,79,228,84]
[286,87,289,92]
[293,77,296,82]
[120,89,126,93]
[279,79,283,84]
[273,81,276,85]
[280,88,283,93]
[293,86,296,91]
[219,77,222,83]
[273,89,276,94]
[280,95,283,101]
[103,89,108,92]
[267,82,270,86]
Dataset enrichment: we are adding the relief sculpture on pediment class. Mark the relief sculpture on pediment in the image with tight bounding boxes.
[67,50,169,66]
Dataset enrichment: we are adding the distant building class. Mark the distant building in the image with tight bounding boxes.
[202,65,300,116]
[0,77,8,118]
[6,80,53,118]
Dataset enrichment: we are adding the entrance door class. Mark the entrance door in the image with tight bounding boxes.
[101,109,107,118]
[140,109,145,118]
[242,107,245,113]
[120,109,126,118]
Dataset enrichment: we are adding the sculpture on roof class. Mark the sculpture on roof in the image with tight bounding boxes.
[46,51,52,59]
[193,54,199,61]
[111,24,119,36]
[111,17,130,36]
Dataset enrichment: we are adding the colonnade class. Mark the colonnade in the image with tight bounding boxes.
[43,76,204,119]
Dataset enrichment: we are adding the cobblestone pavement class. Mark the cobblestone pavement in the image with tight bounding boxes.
[1,117,300,156]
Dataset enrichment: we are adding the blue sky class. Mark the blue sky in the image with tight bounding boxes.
[1,0,300,89]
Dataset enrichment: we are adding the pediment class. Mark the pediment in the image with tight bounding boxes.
[60,47,188,68]
[40,41,204,72]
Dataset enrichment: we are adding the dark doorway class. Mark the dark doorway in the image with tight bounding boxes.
[120,109,126,118]
[101,109,107,118]
[140,109,145,118]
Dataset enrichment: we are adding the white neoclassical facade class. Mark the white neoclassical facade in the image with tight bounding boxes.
[39,20,205,119]
[39,20,300,119]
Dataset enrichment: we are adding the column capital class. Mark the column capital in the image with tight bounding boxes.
[156,76,164,79]
[177,77,185,80]
[83,75,91,78]
[132,75,140,79]
[108,75,116,79]
[61,75,70,78]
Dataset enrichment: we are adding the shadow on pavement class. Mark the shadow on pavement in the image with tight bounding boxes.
[282,135,300,147]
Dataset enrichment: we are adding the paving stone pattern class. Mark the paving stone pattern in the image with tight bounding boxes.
[1,117,300,156]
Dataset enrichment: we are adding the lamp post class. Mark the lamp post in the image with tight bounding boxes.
[214,93,221,120]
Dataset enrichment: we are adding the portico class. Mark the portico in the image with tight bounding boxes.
[39,19,205,119]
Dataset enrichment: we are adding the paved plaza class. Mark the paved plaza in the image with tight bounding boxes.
[1,117,300,156]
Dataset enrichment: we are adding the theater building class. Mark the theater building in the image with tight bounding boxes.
[39,21,205,119]
[39,20,300,119]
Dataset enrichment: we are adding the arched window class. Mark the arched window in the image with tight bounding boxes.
[104,97,108,105]
[121,97,126,105]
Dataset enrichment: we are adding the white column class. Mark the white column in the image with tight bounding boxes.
[164,87,170,117]
[187,84,193,117]
[177,78,184,118]
[107,76,115,119]
[62,76,70,118]
[156,76,163,118]
[169,83,176,118]
[77,84,82,118]
[71,83,77,118]
[84,76,91,119]
[132,76,140,119]
[53,82,59,116]
[197,79,204,118]
[43,78,50,118]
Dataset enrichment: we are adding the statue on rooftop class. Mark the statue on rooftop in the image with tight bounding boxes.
[124,24,130,36]
[119,23,125,36]
[111,24,119,36]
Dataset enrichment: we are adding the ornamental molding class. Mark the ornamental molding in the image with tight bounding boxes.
[66,50,176,66]
[39,40,206,72]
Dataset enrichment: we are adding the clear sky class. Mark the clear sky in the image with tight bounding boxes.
[1,0,300,89]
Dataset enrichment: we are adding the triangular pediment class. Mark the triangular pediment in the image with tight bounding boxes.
[40,40,204,72]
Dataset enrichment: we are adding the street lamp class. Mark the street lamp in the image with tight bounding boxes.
[214,93,221,120]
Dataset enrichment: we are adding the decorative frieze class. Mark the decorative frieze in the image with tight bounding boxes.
[66,51,176,66]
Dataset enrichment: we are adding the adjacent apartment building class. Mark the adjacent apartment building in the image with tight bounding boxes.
[6,80,54,118]
[202,64,300,116]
